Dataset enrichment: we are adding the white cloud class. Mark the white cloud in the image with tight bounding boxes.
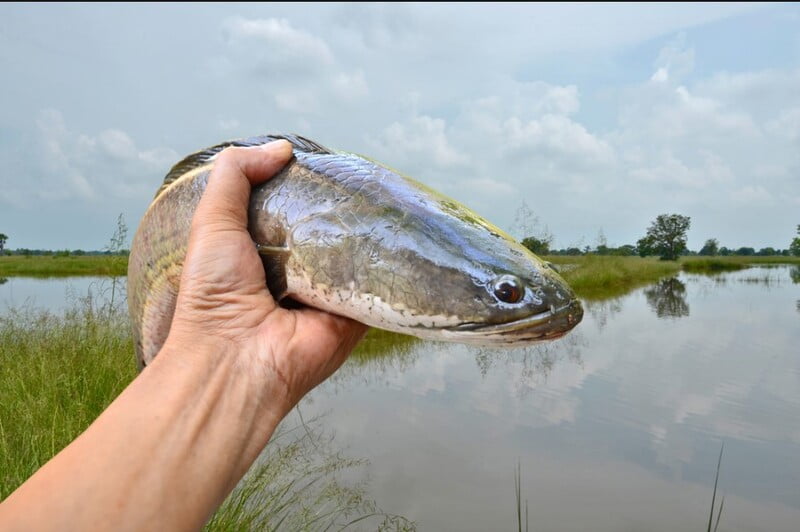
[374,115,469,169]
[223,16,334,67]
[216,16,370,116]
[331,69,369,99]
[10,109,178,204]
[502,114,615,166]
[652,32,695,83]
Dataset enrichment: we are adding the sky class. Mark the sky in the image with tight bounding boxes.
[0,3,798,251]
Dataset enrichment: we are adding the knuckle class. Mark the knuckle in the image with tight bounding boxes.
[215,146,247,166]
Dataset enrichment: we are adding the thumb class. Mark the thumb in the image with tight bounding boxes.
[191,140,294,237]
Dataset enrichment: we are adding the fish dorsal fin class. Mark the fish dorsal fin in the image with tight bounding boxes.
[155,134,333,198]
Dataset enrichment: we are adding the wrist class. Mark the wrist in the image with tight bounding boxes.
[154,333,291,450]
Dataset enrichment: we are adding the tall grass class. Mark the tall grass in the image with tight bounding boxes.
[0,291,413,529]
[549,256,681,300]
[707,443,725,532]
[207,416,414,531]
[0,291,136,499]
[0,255,128,277]
[681,259,745,274]
[547,255,800,300]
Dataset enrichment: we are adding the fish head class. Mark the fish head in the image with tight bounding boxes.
[283,165,583,346]
[419,199,584,345]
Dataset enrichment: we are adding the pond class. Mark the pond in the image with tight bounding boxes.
[3,266,799,530]
[0,276,125,313]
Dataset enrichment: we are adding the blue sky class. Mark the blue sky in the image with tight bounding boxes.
[1,3,798,250]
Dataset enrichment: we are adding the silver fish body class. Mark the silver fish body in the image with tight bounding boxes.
[128,135,582,368]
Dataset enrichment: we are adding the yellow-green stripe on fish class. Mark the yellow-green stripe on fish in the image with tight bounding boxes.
[128,135,583,368]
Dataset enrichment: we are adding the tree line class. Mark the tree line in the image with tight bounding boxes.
[521,216,800,260]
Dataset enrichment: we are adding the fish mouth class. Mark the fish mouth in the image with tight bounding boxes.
[444,298,584,344]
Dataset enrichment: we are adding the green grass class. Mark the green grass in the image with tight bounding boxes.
[547,255,800,300]
[0,295,137,499]
[0,255,128,277]
[0,294,413,529]
[681,258,746,274]
[207,416,414,531]
[548,256,681,301]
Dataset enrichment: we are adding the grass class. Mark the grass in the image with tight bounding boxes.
[547,255,800,300]
[548,256,681,300]
[207,415,414,531]
[0,291,136,499]
[0,255,128,277]
[0,291,413,529]
[707,443,725,532]
[681,258,746,274]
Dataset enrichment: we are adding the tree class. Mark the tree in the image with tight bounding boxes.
[611,244,637,256]
[699,238,719,256]
[0,233,7,253]
[790,225,800,257]
[521,236,550,255]
[637,214,691,261]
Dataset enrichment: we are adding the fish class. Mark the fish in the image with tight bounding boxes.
[128,134,583,368]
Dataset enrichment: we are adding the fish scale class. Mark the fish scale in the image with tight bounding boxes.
[128,134,583,368]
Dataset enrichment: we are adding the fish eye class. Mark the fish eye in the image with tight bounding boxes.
[492,274,524,304]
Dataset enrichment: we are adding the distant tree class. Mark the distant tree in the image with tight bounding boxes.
[699,238,719,256]
[791,225,800,257]
[611,244,637,256]
[0,233,7,253]
[736,247,755,256]
[637,214,691,261]
[756,247,777,256]
[521,236,550,256]
[718,246,731,256]
[564,247,582,256]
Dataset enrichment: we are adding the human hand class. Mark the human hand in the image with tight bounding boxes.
[165,140,368,417]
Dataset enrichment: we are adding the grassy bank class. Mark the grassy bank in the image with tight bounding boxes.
[0,299,136,499]
[680,258,746,273]
[549,256,681,300]
[0,298,413,529]
[0,255,128,277]
[548,255,799,300]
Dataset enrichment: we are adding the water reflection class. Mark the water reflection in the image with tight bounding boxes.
[0,277,7,285]
[474,333,584,394]
[332,329,421,387]
[644,277,689,318]
[583,297,624,332]
[791,266,800,284]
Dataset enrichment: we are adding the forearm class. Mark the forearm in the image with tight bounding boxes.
[0,339,287,531]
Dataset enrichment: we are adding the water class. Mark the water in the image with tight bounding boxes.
[0,276,124,313]
[3,267,799,530]
[302,266,800,531]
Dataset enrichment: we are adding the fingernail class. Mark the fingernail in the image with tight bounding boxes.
[260,139,292,153]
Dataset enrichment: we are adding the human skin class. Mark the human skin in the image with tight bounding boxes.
[0,140,368,531]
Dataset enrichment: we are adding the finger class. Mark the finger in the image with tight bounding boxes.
[292,309,369,359]
[193,140,293,233]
